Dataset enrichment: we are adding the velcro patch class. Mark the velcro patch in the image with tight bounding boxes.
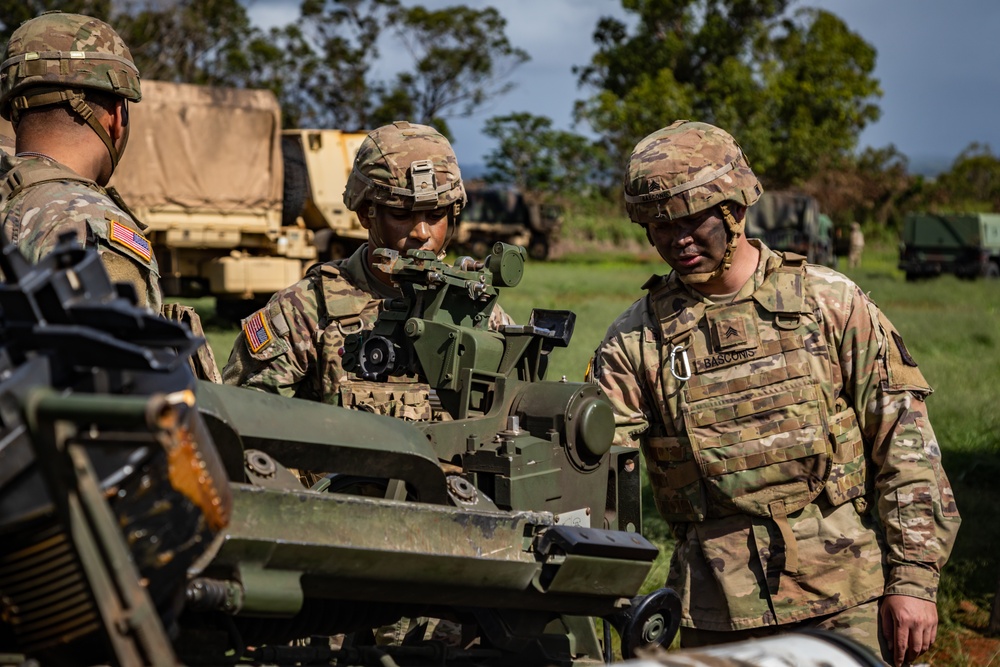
[108,219,152,262]
[892,331,918,367]
[243,309,274,353]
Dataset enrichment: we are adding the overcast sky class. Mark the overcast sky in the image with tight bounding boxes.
[245,0,1000,174]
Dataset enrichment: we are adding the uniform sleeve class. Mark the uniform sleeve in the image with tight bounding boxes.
[221,280,321,400]
[841,286,961,601]
[24,199,162,313]
[489,302,515,330]
[591,315,652,449]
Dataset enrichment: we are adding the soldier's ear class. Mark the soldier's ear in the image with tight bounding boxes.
[357,204,374,231]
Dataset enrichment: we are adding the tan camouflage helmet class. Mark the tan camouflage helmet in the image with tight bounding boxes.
[0,12,141,168]
[344,121,466,214]
[624,120,761,223]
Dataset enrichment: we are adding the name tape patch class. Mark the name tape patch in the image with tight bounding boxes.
[109,220,152,262]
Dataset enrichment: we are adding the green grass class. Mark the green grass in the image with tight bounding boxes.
[169,241,999,661]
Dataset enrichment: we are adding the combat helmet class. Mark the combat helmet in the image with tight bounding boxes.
[344,121,466,215]
[624,120,762,283]
[0,11,142,169]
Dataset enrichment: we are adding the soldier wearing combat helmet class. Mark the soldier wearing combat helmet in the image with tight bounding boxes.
[223,121,512,415]
[591,120,959,666]
[0,11,160,311]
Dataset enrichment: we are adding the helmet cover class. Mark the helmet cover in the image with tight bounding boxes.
[344,121,465,214]
[0,12,141,121]
[624,120,761,223]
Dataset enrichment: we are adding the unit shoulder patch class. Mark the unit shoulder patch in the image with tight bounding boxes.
[107,218,152,262]
[243,309,275,354]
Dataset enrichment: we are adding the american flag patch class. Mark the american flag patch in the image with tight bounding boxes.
[243,309,273,353]
[109,220,152,262]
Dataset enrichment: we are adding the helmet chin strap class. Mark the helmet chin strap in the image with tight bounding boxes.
[11,89,122,172]
[678,203,744,285]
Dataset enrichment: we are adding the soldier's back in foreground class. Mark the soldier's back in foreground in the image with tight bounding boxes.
[0,11,160,311]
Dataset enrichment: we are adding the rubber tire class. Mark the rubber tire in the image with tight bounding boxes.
[281,136,309,227]
[985,262,1000,279]
[528,235,550,261]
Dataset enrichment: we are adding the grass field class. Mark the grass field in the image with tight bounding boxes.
[174,241,1000,664]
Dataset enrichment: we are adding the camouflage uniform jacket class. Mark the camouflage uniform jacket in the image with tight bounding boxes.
[223,244,514,417]
[592,240,960,631]
[0,154,161,311]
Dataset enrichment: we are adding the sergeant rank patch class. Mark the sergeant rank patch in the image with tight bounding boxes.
[108,220,152,262]
[243,309,273,353]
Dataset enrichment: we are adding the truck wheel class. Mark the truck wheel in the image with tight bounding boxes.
[985,262,1000,279]
[281,137,309,227]
[528,235,550,261]
[904,272,920,283]
[470,239,491,259]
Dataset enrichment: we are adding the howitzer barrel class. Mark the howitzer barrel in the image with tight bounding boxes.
[198,483,656,618]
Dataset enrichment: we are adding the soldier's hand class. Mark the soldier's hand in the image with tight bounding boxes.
[880,595,937,666]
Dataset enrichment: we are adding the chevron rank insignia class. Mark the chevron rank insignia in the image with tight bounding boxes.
[108,219,152,262]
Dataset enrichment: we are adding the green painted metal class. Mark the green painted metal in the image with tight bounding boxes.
[899,212,1000,279]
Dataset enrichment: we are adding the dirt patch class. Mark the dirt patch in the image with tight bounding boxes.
[926,601,1000,666]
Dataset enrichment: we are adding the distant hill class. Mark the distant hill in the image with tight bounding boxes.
[908,154,953,178]
[460,163,488,180]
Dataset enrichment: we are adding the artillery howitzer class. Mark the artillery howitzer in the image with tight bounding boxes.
[0,237,678,666]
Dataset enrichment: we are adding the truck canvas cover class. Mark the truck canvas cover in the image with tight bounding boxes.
[110,80,282,213]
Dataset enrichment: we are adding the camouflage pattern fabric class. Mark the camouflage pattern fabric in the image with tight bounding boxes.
[0,154,161,311]
[592,240,960,632]
[0,12,141,120]
[680,597,889,662]
[623,120,761,223]
[343,121,465,213]
[222,243,514,412]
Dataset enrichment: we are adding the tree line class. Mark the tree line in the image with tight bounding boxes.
[2,0,998,235]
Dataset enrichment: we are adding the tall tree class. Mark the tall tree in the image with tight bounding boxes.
[929,143,1000,213]
[575,1,881,188]
[0,0,111,43]
[115,0,259,86]
[295,0,399,130]
[373,5,529,138]
[483,112,607,196]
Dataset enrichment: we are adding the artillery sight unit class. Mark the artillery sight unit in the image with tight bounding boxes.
[0,238,678,666]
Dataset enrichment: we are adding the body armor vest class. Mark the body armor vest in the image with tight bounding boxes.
[310,262,437,421]
[0,157,146,242]
[634,254,868,568]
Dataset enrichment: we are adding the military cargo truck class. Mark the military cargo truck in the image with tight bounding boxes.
[898,212,1000,280]
[108,81,368,318]
[745,191,834,266]
[457,184,562,261]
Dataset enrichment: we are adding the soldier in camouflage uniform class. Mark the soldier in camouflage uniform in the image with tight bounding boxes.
[591,121,960,666]
[0,12,160,311]
[223,121,512,418]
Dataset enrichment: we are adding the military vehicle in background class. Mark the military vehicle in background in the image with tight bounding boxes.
[898,211,1000,280]
[106,80,368,319]
[456,183,563,261]
[745,191,835,267]
[0,235,685,666]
